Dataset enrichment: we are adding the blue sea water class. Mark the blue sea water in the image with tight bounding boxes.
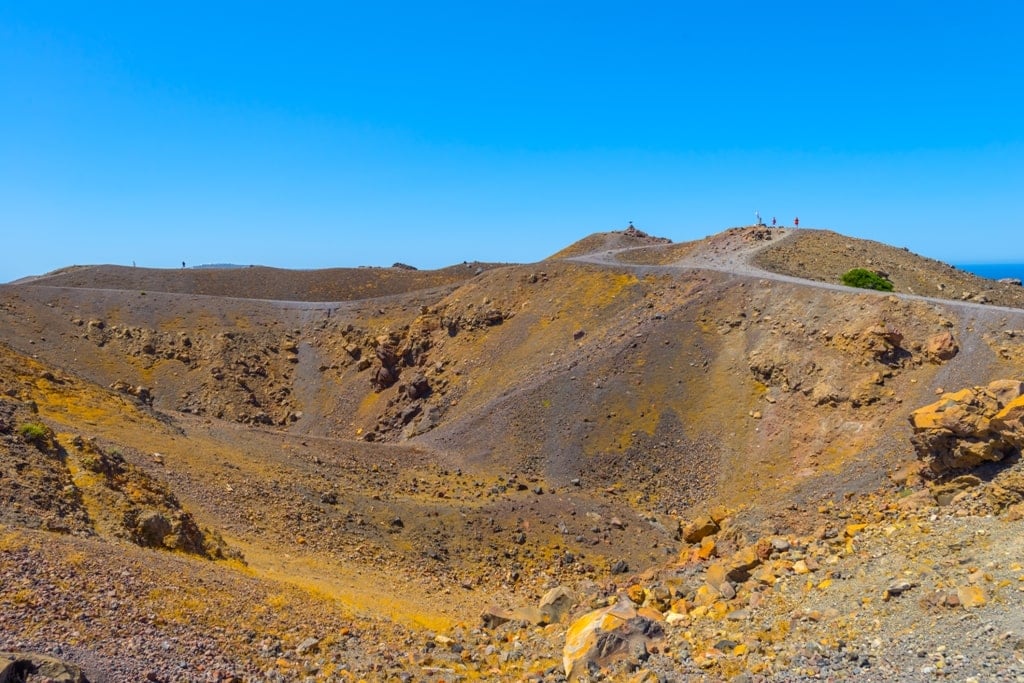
[956,264,1024,282]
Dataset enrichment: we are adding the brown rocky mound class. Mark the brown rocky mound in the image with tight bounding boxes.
[548,225,672,259]
[24,262,508,301]
[754,229,1024,308]
[0,400,91,536]
[0,393,233,560]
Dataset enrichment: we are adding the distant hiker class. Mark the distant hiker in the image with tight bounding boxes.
[755,210,763,226]
[182,261,186,268]
[132,260,136,267]
[771,217,776,227]
[794,217,800,227]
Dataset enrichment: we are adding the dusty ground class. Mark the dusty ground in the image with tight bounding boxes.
[752,229,1024,308]
[3,225,1024,681]
[19,262,507,302]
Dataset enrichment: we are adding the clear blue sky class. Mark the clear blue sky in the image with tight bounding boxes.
[2,2,1022,281]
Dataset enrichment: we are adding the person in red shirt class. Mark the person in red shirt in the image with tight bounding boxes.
[794,217,800,227]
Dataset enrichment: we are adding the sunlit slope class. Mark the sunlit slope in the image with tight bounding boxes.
[417,259,1023,514]
[754,228,1024,308]
[5,226,1024,530]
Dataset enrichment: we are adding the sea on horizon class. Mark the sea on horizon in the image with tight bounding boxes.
[956,264,1024,282]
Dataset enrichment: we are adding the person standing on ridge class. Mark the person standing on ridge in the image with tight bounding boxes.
[794,217,800,227]
[771,217,776,227]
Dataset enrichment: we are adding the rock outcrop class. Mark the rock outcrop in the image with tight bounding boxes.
[562,599,664,680]
[480,585,577,630]
[70,437,238,560]
[622,225,672,243]
[0,651,90,682]
[909,380,1024,474]
[0,401,92,535]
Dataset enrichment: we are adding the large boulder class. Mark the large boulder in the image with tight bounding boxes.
[909,381,1024,474]
[924,331,959,363]
[680,514,719,544]
[539,586,576,624]
[562,599,664,680]
[134,509,173,547]
[480,604,544,628]
[0,652,90,682]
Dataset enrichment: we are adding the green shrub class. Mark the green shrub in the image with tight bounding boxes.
[841,268,894,292]
[17,422,50,446]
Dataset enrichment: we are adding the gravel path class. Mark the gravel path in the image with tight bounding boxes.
[568,227,1024,352]
[573,227,1024,316]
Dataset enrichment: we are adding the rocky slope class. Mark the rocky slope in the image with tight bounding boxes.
[752,229,1024,308]
[2,225,1024,681]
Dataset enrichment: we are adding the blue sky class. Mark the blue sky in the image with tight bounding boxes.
[2,2,1022,281]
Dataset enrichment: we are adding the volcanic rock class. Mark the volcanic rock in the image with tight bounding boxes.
[0,652,90,682]
[562,599,664,679]
[925,331,959,362]
[681,515,719,544]
[539,586,576,624]
[909,381,1024,473]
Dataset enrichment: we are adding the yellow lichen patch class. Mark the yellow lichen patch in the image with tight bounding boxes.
[845,523,868,537]
[35,386,111,425]
[563,600,639,677]
[817,437,872,475]
[265,592,289,610]
[983,332,1024,365]
[232,541,459,633]
[576,271,639,310]
[64,550,88,567]
[0,527,26,552]
[0,345,163,435]
[353,389,383,426]
[995,395,1024,420]
[957,585,987,607]
[151,588,212,625]
[525,270,638,337]
[5,588,39,609]
[357,388,382,413]
[62,447,109,531]
[584,400,661,456]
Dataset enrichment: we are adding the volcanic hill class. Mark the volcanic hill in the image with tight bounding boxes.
[4,225,1024,682]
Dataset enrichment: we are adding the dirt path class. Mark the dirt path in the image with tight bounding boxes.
[569,227,1024,324]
